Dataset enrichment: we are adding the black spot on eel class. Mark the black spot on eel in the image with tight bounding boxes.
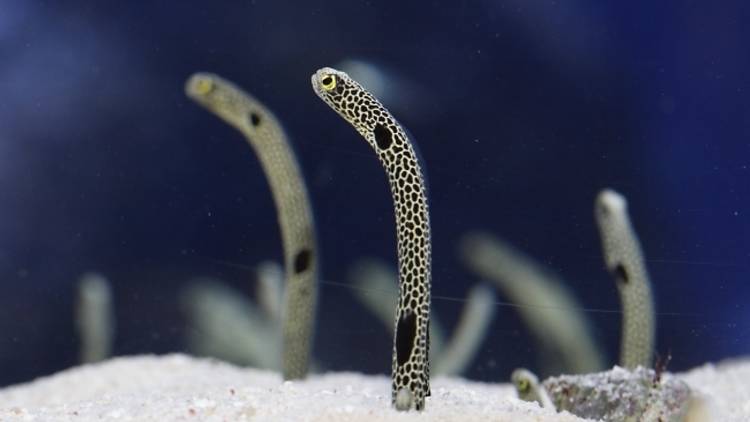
[595,189,655,369]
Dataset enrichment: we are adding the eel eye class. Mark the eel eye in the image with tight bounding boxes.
[597,203,610,217]
[321,74,337,91]
[517,378,529,393]
[194,77,214,95]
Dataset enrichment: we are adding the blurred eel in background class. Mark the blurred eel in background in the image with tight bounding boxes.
[75,272,115,364]
[460,232,605,375]
[185,73,319,380]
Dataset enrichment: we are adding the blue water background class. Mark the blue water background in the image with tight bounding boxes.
[0,1,747,385]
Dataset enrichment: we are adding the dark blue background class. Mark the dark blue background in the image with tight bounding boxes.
[0,0,747,386]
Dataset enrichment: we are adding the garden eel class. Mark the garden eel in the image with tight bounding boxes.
[75,273,114,363]
[460,232,605,375]
[594,189,654,369]
[255,260,284,323]
[312,67,432,411]
[348,258,446,362]
[182,279,280,369]
[511,368,553,409]
[432,283,495,376]
[348,258,495,377]
[185,73,318,380]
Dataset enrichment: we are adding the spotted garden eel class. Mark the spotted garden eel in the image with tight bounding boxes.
[185,73,318,380]
[348,258,495,377]
[511,368,553,409]
[312,67,432,411]
[594,189,654,369]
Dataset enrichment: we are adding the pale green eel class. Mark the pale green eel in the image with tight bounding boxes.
[460,232,605,375]
[186,73,318,380]
[76,273,114,363]
[594,189,655,369]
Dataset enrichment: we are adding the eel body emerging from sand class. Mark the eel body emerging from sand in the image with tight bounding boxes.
[312,67,432,411]
[185,73,319,380]
[594,189,655,369]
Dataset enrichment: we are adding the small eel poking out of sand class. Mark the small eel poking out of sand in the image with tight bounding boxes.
[312,67,433,411]
[185,73,319,380]
[594,189,655,369]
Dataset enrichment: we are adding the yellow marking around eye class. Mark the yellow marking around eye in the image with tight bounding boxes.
[511,368,554,409]
[321,74,336,91]
[193,77,214,95]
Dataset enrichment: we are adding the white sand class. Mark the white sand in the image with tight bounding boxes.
[0,354,746,421]
[679,358,750,421]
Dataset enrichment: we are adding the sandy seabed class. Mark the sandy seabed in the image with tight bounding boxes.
[0,354,746,421]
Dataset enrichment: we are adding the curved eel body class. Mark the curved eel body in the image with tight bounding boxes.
[511,368,554,409]
[460,232,605,375]
[594,189,655,369]
[185,73,318,380]
[311,67,432,411]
